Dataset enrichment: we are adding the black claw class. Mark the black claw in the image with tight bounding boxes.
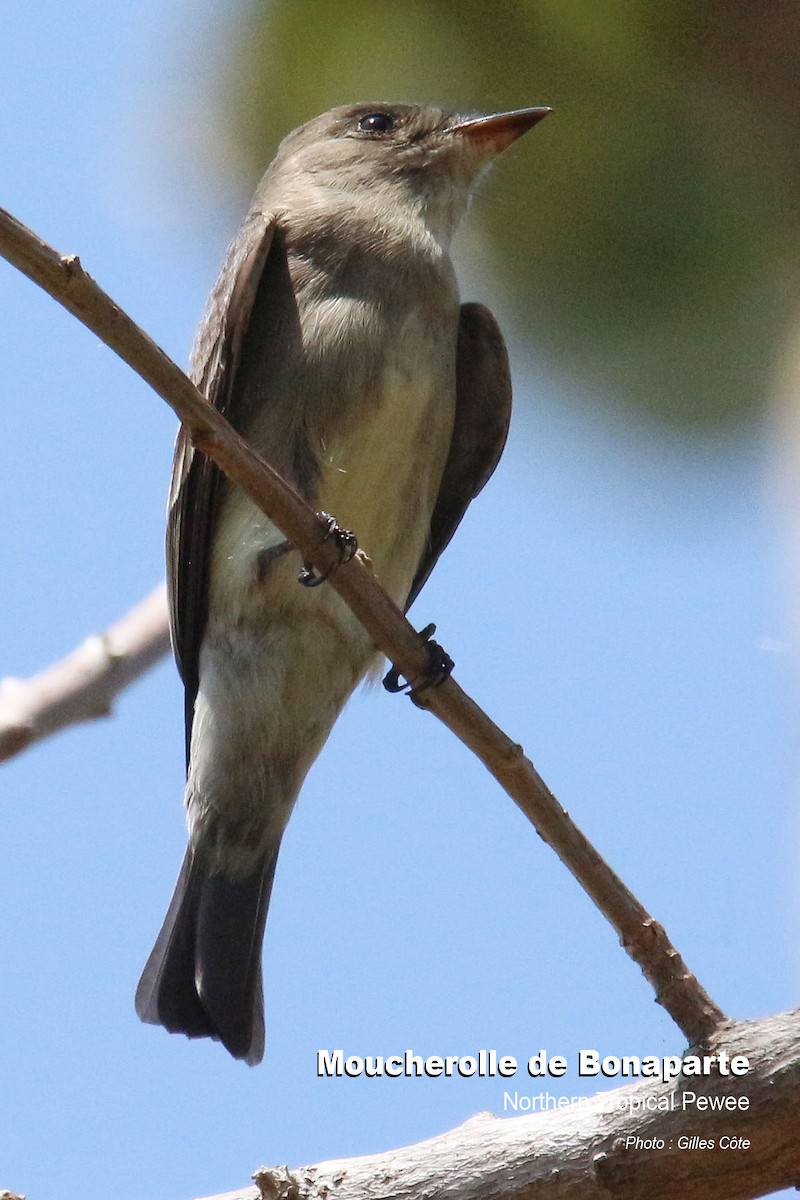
[298,512,358,587]
[382,623,455,701]
[382,664,407,693]
[298,563,330,587]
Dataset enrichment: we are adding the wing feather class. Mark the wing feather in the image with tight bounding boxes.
[406,302,512,610]
[167,212,278,763]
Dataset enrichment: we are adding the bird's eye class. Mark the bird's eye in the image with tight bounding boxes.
[357,111,396,135]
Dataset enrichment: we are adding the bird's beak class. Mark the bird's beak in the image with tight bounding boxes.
[449,106,552,156]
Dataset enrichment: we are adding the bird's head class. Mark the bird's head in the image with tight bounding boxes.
[264,102,551,248]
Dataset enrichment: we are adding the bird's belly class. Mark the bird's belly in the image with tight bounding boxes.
[209,349,454,623]
[316,361,452,605]
[193,357,453,854]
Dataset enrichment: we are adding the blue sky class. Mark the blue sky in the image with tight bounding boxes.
[0,3,795,1198]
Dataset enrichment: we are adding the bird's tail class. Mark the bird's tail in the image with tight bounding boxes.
[135,845,278,1066]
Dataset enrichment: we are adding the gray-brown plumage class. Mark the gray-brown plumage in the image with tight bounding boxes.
[135,101,549,1065]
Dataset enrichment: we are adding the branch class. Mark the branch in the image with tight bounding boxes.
[0,204,723,1044]
[0,584,169,761]
[206,1012,800,1200]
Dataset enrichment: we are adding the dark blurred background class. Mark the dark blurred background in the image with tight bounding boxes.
[215,0,800,428]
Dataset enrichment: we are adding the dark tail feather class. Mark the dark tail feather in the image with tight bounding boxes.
[135,845,278,1066]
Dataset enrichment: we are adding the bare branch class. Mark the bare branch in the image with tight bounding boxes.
[0,204,724,1043]
[203,1012,800,1200]
[0,584,169,761]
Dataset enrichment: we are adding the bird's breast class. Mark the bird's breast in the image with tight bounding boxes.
[317,336,453,604]
[208,277,458,625]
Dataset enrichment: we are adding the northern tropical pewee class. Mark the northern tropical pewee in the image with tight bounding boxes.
[135,101,549,1064]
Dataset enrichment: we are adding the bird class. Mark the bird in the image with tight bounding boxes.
[135,100,550,1065]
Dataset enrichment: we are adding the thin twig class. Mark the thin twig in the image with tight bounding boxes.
[0,584,169,761]
[0,204,726,1044]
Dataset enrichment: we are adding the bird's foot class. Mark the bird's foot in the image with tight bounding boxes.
[382,623,454,704]
[298,512,358,587]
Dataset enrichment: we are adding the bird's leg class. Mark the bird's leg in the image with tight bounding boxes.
[382,622,455,703]
[298,511,358,587]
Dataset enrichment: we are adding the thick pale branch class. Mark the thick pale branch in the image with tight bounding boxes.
[206,1011,800,1200]
[0,204,724,1043]
[0,585,169,761]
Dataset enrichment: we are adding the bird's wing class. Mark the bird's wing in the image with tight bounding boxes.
[168,210,278,765]
[405,302,512,611]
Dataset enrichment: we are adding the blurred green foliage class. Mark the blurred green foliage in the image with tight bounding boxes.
[217,0,800,426]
